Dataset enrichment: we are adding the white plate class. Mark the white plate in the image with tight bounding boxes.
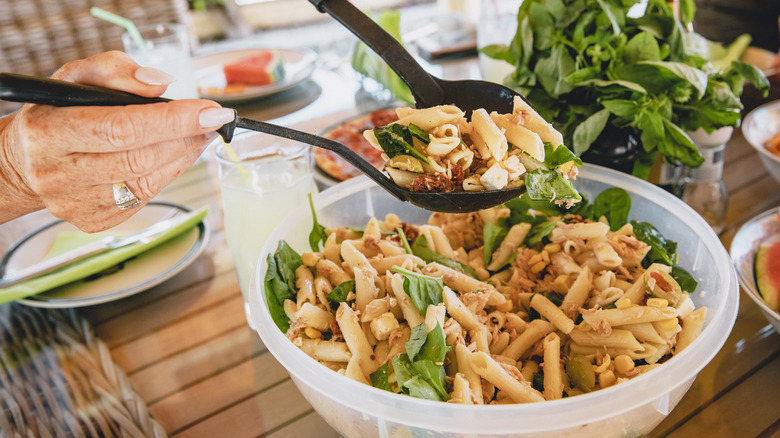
[195,48,318,103]
[0,203,208,308]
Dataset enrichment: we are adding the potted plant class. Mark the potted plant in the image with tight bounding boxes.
[481,0,769,179]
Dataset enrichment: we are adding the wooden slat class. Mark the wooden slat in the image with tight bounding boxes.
[661,355,780,438]
[265,411,340,438]
[128,326,265,403]
[108,293,247,372]
[170,379,316,438]
[150,351,291,433]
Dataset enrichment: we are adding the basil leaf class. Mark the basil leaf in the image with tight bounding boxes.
[592,187,631,231]
[308,193,327,252]
[573,108,610,156]
[391,265,444,314]
[405,375,442,401]
[412,235,478,278]
[418,322,450,364]
[370,362,393,392]
[483,221,509,266]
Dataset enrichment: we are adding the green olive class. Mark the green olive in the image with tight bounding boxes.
[566,354,595,392]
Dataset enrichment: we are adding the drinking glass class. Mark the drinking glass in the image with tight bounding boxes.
[477,0,522,84]
[215,131,316,305]
[122,23,199,100]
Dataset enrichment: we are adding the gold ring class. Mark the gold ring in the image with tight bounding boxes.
[112,182,142,210]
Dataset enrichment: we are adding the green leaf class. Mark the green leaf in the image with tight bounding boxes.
[483,221,509,266]
[373,124,430,165]
[525,169,582,202]
[573,109,610,156]
[410,360,449,400]
[623,32,661,64]
[534,45,576,97]
[397,227,413,255]
[595,0,620,35]
[672,263,698,293]
[308,193,327,252]
[660,119,704,167]
[370,362,393,392]
[729,61,770,95]
[391,265,444,314]
[408,123,430,143]
[412,235,478,278]
[527,219,558,246]
[264,241,303,333]
[677,0,696,26]
[544,143,583,168]
[479,44,514,64]
[405,323,428,361]
[602,99,639,118]
[640,61,708,98]
[418,322,449,363]
[631,220,676,266]
[592,187,631,231]
[327,280,355,309]
[391,354,443,401]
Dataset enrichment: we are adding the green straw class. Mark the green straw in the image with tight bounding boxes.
[90,7,148,54]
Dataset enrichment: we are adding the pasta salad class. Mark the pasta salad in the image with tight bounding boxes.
[264,189,704,404]
[363,98,582,206]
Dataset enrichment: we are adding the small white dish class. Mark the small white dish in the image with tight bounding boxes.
[195,48,318,103]
[0,202,208,308]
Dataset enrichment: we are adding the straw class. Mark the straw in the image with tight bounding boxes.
[221,139,250,180]
[90,7,148,54]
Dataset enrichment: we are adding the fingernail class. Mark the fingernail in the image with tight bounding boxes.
[199,108,235,128]
[134,67,176,85]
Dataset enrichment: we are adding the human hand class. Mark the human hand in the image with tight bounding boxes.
[0,51,235,232]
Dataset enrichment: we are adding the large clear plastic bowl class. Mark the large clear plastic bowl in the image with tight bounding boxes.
[248,164,738,438]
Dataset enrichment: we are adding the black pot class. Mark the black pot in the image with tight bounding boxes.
[579,127,640,174]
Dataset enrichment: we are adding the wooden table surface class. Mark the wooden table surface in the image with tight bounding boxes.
[3,57,780,437]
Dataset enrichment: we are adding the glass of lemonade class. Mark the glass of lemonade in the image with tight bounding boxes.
[215,131,316,305]
[122,23,199,100]
[477,0,522,84]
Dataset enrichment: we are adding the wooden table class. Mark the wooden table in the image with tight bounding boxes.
[2,57,779,437]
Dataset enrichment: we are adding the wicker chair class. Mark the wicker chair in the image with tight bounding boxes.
[0,0,193,115]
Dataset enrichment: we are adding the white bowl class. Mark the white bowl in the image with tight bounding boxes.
[248,164,739,438]
[730,206,780,334]
[742,99,780,184]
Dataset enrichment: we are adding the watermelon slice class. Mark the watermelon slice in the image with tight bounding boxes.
[223,50,285,86]
[755,241,780,311]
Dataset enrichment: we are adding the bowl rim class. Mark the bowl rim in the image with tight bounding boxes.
[742,99,780,165]
[248,164,740,433]
[730,205,780,319]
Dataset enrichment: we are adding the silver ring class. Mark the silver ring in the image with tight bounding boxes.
[112,182,142,210]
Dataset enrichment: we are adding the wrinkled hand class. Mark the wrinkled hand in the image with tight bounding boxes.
[0,51,235,232]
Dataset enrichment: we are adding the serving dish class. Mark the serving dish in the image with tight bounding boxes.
[248,165,739,438]
[730,206,780,334]
[195,48,317,103]
[0,202,208,308]
[742,99,780,184]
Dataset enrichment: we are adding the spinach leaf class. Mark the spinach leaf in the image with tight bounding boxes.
[672,263,698,293]
[544,143,583,168]
[408,123,430,143]
[412,235,478,278]
[370,362,393,392]
[264,241,303,332]
[373,124,430,165]
[525,169,582,202]
[391,265,444,314]
[526,219,558,246]
[308,193,327,252]
[592,187,631,231]
[391,354,443,401]
[483,221,509,266]
[410,360,449,400]
[327,280,355,310]
[631,220,676,266]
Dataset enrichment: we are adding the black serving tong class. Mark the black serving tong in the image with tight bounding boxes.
[0,72,528,213]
